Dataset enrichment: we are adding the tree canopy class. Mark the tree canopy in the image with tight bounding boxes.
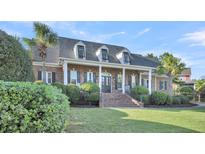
[0,30,34,81]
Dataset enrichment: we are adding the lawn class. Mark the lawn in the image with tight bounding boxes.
[67,107,205,133]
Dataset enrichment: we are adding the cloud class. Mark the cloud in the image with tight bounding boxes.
[135,28,151,38]
[179,29,205,47]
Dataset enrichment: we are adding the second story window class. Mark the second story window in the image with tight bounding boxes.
[123,52,130,64]
[77,45,85,59]
[101,49,108,61]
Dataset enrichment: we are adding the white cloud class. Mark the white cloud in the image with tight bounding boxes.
[135,28,151,38]
[179,29,205,47]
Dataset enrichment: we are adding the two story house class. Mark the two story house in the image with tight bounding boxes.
[32,37,170,107]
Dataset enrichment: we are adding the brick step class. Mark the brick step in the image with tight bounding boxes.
[100,92,143,107]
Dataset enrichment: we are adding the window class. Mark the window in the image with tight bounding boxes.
[87,72,94,82]
[131,75,136,88]
[142,79,149,88]
[101,49,108,61]
[70,70,77,84]
[77,45,85,59]
[124,52,130,64]
[117,74,122,90]
[46,72,52,84]
[159,80,168,90]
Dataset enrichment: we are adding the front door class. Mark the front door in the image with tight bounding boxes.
[102,75,111,93]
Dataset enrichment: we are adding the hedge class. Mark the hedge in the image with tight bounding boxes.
[131,86,149,101]
[0,81,70,133]
[66,84,80,102]
[150,91,169,105]
[179,87,194,100]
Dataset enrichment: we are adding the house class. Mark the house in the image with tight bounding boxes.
[178,68,195,88]
[32,37,170,107]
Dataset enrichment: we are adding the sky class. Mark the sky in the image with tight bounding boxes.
[0,21,205,79]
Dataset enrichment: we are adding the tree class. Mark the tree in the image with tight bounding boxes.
[0,30,34,81]
[157,52,185,96]
[195,80,205,102]
[23,22,58,83]
[146,53,159,62]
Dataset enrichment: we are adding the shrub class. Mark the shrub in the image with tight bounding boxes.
[131,86,149,100]
[141,95,150,105]
[52,82,67,94]
[177,95,190,104]
[0,30,34,82]
[172,96,181,104]
[150,91,169,105]
[80,82,100,103]
[66,84,80,102]
[0,81,70,133]
[80,82,100,93]
[166,95,173,105]
[179,87,194,100]
[86,92,100,102]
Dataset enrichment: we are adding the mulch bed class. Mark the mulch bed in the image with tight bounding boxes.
[144,103,198,108]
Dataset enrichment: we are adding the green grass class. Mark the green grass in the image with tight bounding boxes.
[67,107,205,133]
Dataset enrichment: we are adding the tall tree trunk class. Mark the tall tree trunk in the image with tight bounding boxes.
[42,57,46,83]
[169,76,173,96]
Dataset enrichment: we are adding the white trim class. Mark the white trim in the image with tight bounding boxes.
[116,49,130,64]
[33,62,61,67]
[139,72,142,86]
[74,41,86,60]
[63,63,68,85]
[59,57,156,71]
[46,71,52,84]
[99,65,102,93]
[155,75,157,91]
[141,72,169,78]
[96,45,109,62]
[122,67,125,94]
[148,69,152,95]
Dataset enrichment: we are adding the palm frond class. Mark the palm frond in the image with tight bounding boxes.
[23,37,36,48]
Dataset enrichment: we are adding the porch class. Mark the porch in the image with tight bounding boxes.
[62,60,153,94]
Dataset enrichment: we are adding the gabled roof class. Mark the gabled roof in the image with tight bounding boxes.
[32,36,158,68]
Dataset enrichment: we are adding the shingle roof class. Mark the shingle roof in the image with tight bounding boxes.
[32,36,158,68]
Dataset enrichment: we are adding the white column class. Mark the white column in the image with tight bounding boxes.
[63,62,68,85]
[148,69,152,94]
[122,67,125,94]
[139,72,142,86]
[99,65,102,93]
[155,75,157,91]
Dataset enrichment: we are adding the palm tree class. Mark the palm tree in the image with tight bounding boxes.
[23,22,58,83]
[195,80,205,102]
[157,52,185,96]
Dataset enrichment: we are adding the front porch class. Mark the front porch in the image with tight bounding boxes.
[62,61,153,95]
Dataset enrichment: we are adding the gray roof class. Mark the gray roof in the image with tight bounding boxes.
[32,37,158,68]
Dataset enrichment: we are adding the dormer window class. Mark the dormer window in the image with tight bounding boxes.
[123,52,130,64]
[101,49,108,61]
[77,45,85,59]
[74,41,86,59]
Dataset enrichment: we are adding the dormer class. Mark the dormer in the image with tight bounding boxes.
[116,49,130,64]
[74,41,86,59]
[96,45,109,62]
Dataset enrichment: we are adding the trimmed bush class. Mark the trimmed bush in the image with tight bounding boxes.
[141,95,150,105]
[52,82,67,94]
[166,95,173,105]
[172,96,181,104]
[80,82,100,93]
[177,95,190,104]
[0,81,70,133]
[86,92,100,102]
[131,86,149,100]
[66,84,80,102]
[150,91,169,105]
[179,87,194,100]
[80,82,100,103]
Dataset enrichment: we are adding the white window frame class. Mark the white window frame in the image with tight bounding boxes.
[116,49,130,64]
[74,41,86,59]
[46,72,52,84]
[70,70,77,84]
[87,71,94,82]
[131,74,136,88]
[159,80,167,90]
[96,45,109,62]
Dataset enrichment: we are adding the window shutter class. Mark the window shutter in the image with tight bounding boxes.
[38,71,42,80]
[67,70,70,83]
[84,72,87,83]
[77,71,80,83]
[142,78,144,86]
[93,73,96,83]
[164,81,167,90]
[52,72,56,83]
[115,73,118,89]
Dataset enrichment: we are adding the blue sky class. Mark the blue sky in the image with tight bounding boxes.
[0,21,205,79]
